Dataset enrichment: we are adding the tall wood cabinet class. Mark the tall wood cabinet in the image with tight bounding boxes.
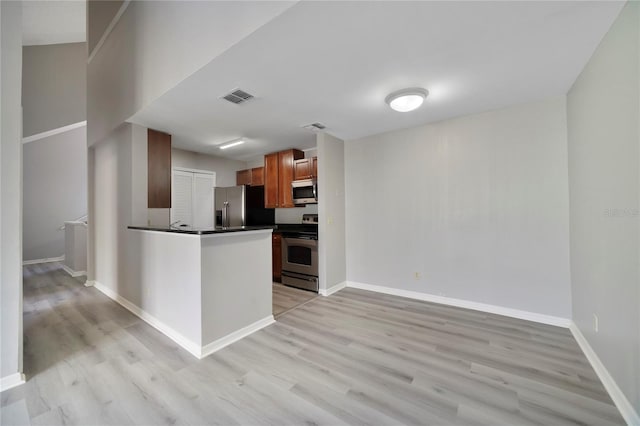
[264,153,279,208]
[264,149,304,208]
[148,129,172,208]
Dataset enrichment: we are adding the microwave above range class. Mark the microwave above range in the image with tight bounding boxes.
[292,178,317,205]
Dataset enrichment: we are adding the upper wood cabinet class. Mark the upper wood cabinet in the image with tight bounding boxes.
[293,157,318,180]
[293,158,311,180]
[236,169,251,186]
[251,167,264,186]
[264,153,279,208]
[236,166,265,187]
[148,129,172,208]
[264,149,304,208]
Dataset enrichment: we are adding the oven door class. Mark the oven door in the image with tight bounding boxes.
[281,236,318,277]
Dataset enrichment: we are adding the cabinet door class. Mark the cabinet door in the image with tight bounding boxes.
[236,169,251,186]
[293,159,311,180]
[148,129,172,208]
[251,167,264,186]
[279,149,305,208]
[272,233,282,282]
[264,153,279,208]
[312,157,318,178]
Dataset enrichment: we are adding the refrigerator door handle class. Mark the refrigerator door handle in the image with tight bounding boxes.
[222,201,229,227]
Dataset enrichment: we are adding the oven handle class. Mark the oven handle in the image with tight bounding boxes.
[283,237,318,248]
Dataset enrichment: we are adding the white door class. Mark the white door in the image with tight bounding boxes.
[171,170,194,226]
[192,173,215,228]
[171,168,216,228]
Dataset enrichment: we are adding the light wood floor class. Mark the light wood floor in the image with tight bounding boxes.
[272,283,317,317]
[0,262,624,425]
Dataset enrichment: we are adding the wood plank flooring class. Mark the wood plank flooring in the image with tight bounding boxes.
[1,262,625,425]
[272,283,317,318]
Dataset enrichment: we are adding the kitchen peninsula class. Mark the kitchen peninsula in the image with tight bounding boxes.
[118,225,274,358]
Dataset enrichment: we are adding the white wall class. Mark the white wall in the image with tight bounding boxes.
[317,133,346,292]
[92,124,133,291]
[567,1,640,413]
[22,126,87,261]
[131,124,148,225]
[22,42,86,137]
[87,0,123,55]
[171,148,246,188]
[1,0,24,386]
[87,1,296,146]
[345,98,572,319]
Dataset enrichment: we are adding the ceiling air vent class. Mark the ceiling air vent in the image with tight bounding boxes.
[302,122,326,132]
[221,89,254,105]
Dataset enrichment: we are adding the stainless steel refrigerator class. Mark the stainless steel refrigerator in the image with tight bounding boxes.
[214,185,275,228]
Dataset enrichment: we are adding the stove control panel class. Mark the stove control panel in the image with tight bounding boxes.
[302,214,319,225]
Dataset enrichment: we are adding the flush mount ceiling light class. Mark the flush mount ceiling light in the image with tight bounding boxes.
[385,88,429,112]
[219,139,245,150]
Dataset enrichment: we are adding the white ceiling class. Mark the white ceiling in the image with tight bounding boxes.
[22,0,86,46]
[130,1,625,161]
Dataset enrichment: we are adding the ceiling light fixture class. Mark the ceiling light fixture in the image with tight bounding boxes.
[219,140,245,150]
[385,88,429,112]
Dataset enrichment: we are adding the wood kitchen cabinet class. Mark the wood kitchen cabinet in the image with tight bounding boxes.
[264,149,304,208]
[264,153,279,208]
[251,167,264,186]
[293,157,318,180]
[236,169,251,186]
[272,232,282,282]
[236,166,265,186]
[148,129,172,208]
[293,158,311,180]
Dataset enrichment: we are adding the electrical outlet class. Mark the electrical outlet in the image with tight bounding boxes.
[414,272,421,280]
[327,216,333,225]
[593,314,599,333]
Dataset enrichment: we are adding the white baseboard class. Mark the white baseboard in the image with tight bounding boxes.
[320,281,347,297]
[91,281,202,358]
[22,255,64,266]
[84,280,95,287]
[200,316,275,358]
[346,281,571,328]
[0,373,25,392]
[569,322,640,426]
[90,281,274,360]
[60,264,86,277]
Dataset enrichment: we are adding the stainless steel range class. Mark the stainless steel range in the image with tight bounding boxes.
[280,214,319,292]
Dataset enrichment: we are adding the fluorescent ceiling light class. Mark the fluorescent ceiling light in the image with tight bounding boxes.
[219,140,245,150]
[385,88,429,112]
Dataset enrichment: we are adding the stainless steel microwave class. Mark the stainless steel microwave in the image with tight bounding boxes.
[292,179,318,205]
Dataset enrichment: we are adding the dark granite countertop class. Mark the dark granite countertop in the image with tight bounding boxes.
[273,223,318,234]
[128,225,275,235]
